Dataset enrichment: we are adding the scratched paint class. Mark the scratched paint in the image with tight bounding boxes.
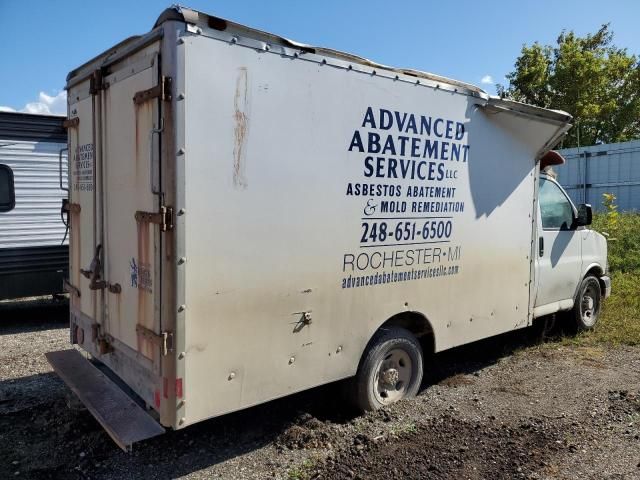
[233,67,249,188]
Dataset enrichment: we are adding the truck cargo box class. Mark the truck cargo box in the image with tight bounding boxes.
[51,6,583,450]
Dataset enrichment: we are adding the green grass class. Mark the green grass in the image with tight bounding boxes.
[287,459,317,480]
[566,211,640,346]
[572,270,640,346]
[390,421,418,436]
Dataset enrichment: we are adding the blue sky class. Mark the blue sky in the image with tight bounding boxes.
[0,0,638,115]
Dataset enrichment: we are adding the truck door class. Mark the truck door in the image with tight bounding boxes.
[67,95,98,321]
[101,49,167,363]
[535,176,582,308]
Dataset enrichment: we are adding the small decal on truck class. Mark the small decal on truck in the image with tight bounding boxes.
[130,257,152,292]
[73,143,94,192]
[130,258,138,288]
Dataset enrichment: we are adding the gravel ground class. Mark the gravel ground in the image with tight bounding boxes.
[1,300,639,479]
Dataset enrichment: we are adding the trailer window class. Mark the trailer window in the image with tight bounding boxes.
[0,164,16,212]
[539,177,573,230]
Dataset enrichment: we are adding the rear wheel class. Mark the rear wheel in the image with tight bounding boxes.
[352,327,423,412]
[570,275,602,331]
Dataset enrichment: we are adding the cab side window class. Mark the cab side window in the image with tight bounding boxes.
[539,177,573,230]
[0,164,16,212]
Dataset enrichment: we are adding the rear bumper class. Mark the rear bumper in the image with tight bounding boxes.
[599,275,611,299]
[46,349,165,451]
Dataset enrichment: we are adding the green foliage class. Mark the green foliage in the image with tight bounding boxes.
[567,211,640,346]
[570,270,640,346]
[600,192,619,234]
[592,206,640,274]
[498,24,640,147]
[598,270,640,345]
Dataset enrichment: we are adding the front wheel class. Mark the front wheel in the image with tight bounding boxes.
[352,327,423,412]
[570,275,602,331]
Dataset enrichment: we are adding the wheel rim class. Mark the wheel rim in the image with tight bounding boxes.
[580,282,599,327]
[374,348,412,404]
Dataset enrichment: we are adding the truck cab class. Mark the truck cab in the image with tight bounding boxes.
[533,168,611,329]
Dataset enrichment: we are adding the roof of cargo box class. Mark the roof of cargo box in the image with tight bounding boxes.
[66,6,572,148]
[153,6,571,125]
[155,5,489,97]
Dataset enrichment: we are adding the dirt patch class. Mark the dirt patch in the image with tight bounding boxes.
[2,303,640,479]
[277,414,333,451]
[313,414,570,479]
[438,373,476,388]
[608,390,640,424]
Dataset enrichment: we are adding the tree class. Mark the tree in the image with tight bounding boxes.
[498,25,640,147]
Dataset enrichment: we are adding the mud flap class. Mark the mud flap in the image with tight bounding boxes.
[46,349,165,451]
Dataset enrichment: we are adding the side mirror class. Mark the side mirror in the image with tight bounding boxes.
[576,204,592,227]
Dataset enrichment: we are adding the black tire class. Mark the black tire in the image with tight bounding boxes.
[352,327,423,412]
[570,275,602,332]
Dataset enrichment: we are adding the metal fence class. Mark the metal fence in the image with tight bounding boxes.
[555,140,640,212]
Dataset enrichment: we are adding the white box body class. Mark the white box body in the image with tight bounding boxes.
[64,7,575,430]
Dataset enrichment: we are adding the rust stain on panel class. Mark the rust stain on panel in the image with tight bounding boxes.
[136,219,154,359]
[233,67,249,188]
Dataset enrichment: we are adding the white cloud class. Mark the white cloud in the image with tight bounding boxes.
[2,90,67,116]
[23,91,67,115]
[480,75,494,85]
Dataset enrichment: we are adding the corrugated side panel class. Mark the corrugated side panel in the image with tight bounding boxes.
[0,140,69,248]
[556,140,640,211]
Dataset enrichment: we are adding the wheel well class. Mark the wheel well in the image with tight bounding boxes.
[380,311,435,354]
[579,265,606,298]
[585,265,604,278]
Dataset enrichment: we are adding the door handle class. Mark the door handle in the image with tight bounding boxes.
[149,118,164,195]
[539,237,544,257]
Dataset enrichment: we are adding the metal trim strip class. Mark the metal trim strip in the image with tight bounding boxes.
[66,28,164,90]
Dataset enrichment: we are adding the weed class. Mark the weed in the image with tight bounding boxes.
[390,422,417,435]
[287,458,317,480]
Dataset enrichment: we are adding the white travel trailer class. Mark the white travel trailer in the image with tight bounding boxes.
[47,6,610,451]
[0,112,68,300]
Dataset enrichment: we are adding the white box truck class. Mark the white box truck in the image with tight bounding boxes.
[47,6,610,451]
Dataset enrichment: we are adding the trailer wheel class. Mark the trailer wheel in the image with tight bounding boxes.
[571,275,602,331]
[353,327,423,412]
